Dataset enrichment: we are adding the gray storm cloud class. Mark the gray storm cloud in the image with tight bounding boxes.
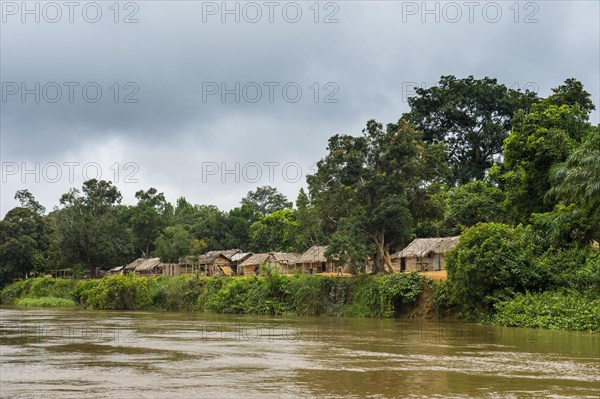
[1,0,599,215]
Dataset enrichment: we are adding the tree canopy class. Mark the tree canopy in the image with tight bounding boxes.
[1,76,597,287]
[405,75,538,184]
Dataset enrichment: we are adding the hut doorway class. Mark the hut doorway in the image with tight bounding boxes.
[433,255,441,271]
[400,258,406,272]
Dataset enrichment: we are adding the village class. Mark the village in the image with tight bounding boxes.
[103,236,460,280]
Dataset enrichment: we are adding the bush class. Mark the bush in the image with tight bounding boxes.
[536,246,591,290]
[148,275,205,311]
[1,277,76,304]
[446,223,539,316]
[289,275,331,316]
[28,277,77,299]
[15,296,77,308]
[345,273,424,317]
[573,253,600,297]
[75,274,151,310]
[432,279,455,315]
[1,278,35,304]
[1,273,427,318]
[493,290,600,331]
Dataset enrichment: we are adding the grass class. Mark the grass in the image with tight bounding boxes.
[15,296,77,308]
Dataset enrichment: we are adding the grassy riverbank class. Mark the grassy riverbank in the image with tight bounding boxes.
[1,272,425,318]
[4,272,598,332]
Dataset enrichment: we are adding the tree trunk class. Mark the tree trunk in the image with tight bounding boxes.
[372,231,397,274]
[87,253,96,279]
[371,231,397,274]
[383,250,396,274]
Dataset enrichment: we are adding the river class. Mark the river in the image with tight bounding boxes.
[0,307,598,398]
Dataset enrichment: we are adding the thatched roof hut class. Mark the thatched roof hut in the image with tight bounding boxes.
[196,250,239,276]
[391,236,460,272]
[297,245,335,274]
[176,249,241,276]
[229,252,253,274]
[297,245,328,264]
[238,252,300,275]
[106,265,125,275]
[133,258,163,275]
[393,237,460,258]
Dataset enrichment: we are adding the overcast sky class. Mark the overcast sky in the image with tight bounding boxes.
[1,0,599,216]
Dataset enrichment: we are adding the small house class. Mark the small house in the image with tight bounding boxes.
[391,237,460,272]
[197,251,235,276]
[238,252,300,275]
[229,252,253,275]
[132,258,163,276]
[297,245,335,274]
[106,265,126,275]
[124,258,145,274]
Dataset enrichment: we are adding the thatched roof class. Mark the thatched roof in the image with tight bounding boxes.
[392,237,460,259]
[220,249,241,258]
[230,252,252,263]
[297,245,328,264]
[239,252,300,267]
[196,251,229,264]
[181,249,241,265]
[134,257,162,271]
[125,258,146,271]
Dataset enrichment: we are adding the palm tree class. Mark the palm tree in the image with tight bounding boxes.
[549,126,600,214]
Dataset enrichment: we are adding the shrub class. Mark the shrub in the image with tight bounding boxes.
[432,279,455,315]
[15,296,77,308]
[1,278,35,304]
[446,223,539,316]
[148,275,203,311]
[493,290,600,331]
[1,278,76,304]
[78,274,151,310]
[289,275,330,316]
[345,273,424,317]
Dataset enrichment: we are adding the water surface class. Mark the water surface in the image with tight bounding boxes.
[1,307,598,398]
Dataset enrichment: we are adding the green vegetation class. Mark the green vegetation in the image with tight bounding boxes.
[15,297,77,308]
[2,272,425,317]
[1,75,598,332]
[493,291,600,331]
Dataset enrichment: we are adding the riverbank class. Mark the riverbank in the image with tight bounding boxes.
[2,274,598,332]
[0,273,426,318]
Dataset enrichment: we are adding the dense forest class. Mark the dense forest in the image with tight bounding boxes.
[2,75,599,327]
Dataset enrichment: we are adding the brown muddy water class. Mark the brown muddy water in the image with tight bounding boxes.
[0,307,598,399]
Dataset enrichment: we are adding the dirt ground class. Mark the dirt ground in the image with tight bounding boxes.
[419,270,448,281]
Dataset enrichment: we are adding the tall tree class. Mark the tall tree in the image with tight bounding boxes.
[130,188,171,257]
[548,126,600,240]
[51,179,132,277]
[241,186,292,217]
[154,225,193,263]
[248,209,299,252]
[443,181,505,235]
[308,119,448,273]
[0,191,49,285]
[324,216,370,274]
[405,75,538,184]
[502,79,594,223]
[294,188,326,251]
[226,204,260,250]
